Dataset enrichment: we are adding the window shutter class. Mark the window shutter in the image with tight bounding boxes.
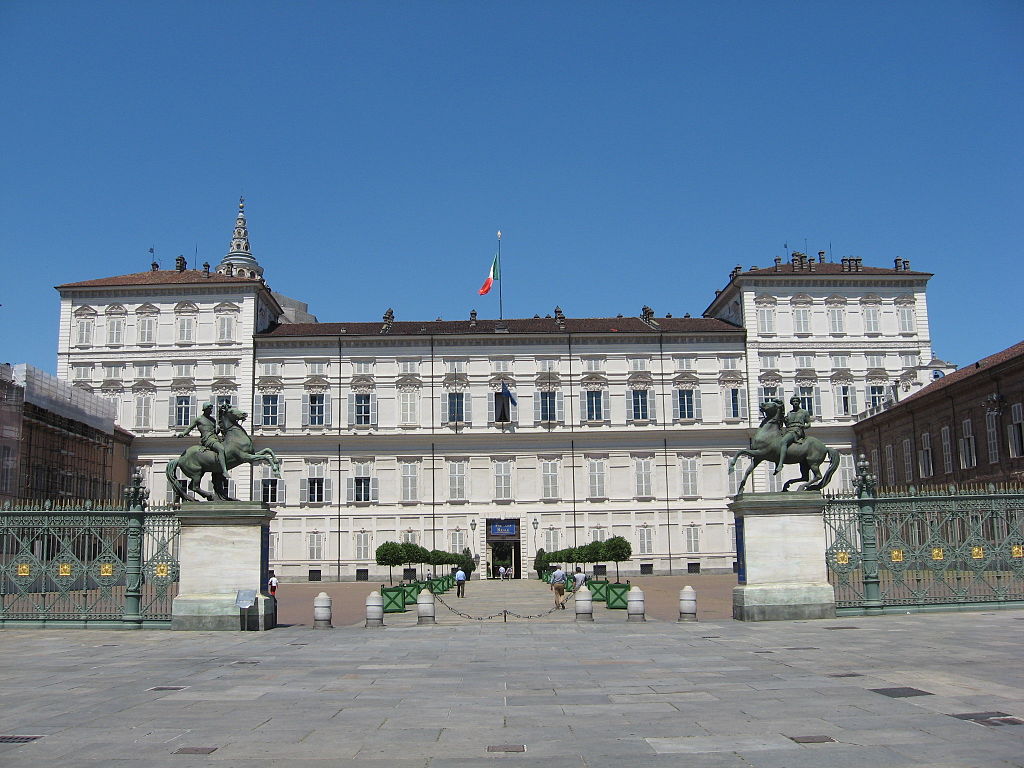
[813,387,822,418]
[488,391,496,422]
[301,394,310,427]
[346,477,355,503]
[694,389,702,421]
[534,393,542,424]
[369,394,378,426]
[347,393,355,426]
[278,395,287,428]
[439,393,448,425]
[278,480,286,505]
[231,394,239,409]
[227,479,236,499]
[555,391,564,422]
[323,478,332,503]
[253,396,263,426]
[463,393,472,424]
[738,388,748,419]
[300,478,308,504]
[672,390,680,420]
[849,387,858,415]
[370,476,379,503]
[323,394,332,426]
[648,390,656,422]
[579,393,589,424]
[602,390,610,422]
[189,395,197,424]
[510,392,518,424]
[167,397,177,428]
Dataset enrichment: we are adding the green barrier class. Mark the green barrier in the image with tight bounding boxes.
[381,586,407,613]
[606,582,629,609]
[587,579,609,602]
[428,578,443,594]
[403,583,420,605]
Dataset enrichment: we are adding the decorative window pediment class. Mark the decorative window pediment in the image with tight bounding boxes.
[304,374,331,389]
[794,375,817,387]
[443,372,469,388]
[214,301,241,313]
[859,293,882,305]
[867,374,889,386]
[535,371,561,390]
[488,374,516,391]
[135,303,159,315]
[626,371,653,387]
[758,372,782,385]
[753,294,777,307]
[718,371,744,385]
[105,304,127,316]
[673,372,699,386]
[72,381,94,393]
[825,294,847,306]
[174,301,199,314]
[894,293,916,306]
[580,373,608,389]
[350,374,375,393]
[829,371,854,384]
[131,381,156,394]
[396,374,422,390]
[257,381,283,394]
[791,293,813,306]
[212,381,238,395]
[74,305,97,318]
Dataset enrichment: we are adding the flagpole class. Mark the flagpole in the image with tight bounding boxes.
[496,230,503,320]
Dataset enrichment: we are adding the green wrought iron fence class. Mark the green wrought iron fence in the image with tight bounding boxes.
[825,470,1024,614]
[0,499,179,627]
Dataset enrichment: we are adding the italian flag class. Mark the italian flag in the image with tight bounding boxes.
[478,253,500,295]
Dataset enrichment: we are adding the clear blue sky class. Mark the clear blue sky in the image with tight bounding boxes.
[2,1,1021,373]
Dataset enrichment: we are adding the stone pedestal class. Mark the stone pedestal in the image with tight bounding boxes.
[171,502,277,631]
[730,491,836,622]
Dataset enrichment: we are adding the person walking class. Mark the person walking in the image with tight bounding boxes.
[550,565,567,609]
[455,567,467,598]
[267,575,279,597]
[498,565,506,580]
[571,567,587,593]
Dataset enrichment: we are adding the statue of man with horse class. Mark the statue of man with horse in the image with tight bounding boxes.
[728,396,840,494]
[166,403,281,502]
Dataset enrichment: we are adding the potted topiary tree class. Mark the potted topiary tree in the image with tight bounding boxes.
[603,536,632,583]
[376,541,405,585]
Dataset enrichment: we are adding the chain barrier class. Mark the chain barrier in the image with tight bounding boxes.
[433,586,578,622]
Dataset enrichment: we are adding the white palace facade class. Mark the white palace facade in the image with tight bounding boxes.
[55,201,953,581]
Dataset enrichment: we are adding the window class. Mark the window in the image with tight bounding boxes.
[868,385,887,409]
[759,385,779,405]
[728,456,748,495]
[534,390,563,424]
[176,315,194,343]
[537,358,557,372]
[866,354,885,368]
[794,354,814,369]
[102,364,121,380]
[450,529,465,554]
[760,354,778,369]
[305,393,328,426]
[446,392,466,423]
[492,359,511,373]
[588,458,606,498]
[676,357,695,371]
[725,387,748,419]
[351,393,376,426]
[400,461,418,502]
[835,384,857,417]
[494,460,513,500]
[638,526,653,555]
[400,391,418,424]
[399,359,419,375]
[635,456,653,498]
[76,317,95,346]
[134,363,154,379]
[721,357,738,370]
[401,530,418,545]
[679,455,699,496]
[959,419,976,469]
[831,354,849,369]
[308,360,327,376]
[352,360,373,375]
[73,364,92,380]
[173,395,194,427]
[1010,404,1024,459]
[308,531,324,560]
[216,315,235,342]
[261,472,280,504]
[919,432,934,478]
[629,358,648,371]
[941,426,953,474]
[545,527,560,552]
[349,461,376,503]
[757,307,775,334]
[540,460,559,499]
[901,352,919,368]
[137,316,156,344]
[539,391,557,422]
[898,306,916,334]
[674,389,701,420]
[986,411,1000,464]
[304,463,330,504]
[684,526,700,554]
[448,460,467,501]
[863,305,880,334]
[793,306,811,334]
[885,444,896,485]
[445,359,467,374]
[214,361,235,377]
[902,438,914,483]
[356,532,371,560]
[260,394,281,426]
[828,307,846,334]
[261,361,281,377]
[173,362,195,378]
[134,395,153,428]
[585,390,606,421]
[107,317,125,345]
[629,389,651,421]
[591,527,608,542]
[584,358,603,372]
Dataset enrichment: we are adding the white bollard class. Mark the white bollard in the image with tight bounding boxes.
[574,585,593,622]
[678,585,697,622]
[626,585,645,622]
[365,590,384,628]
[313,591,333,629]
[416,588,436,625]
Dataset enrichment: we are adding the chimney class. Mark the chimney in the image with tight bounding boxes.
[817,250,826,263]
[809,258,816,272]
[469,309,477,327]
[894,257,902,271]
[774,256,782,272]
[150,261,159,272]
[175,255,186,272]
[841,258,849,273]
[902,259,910,271]
[855,258,863,272]
[202,262,210,276]
[225,263,234,276]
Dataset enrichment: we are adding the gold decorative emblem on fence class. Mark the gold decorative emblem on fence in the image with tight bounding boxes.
[155,563,169,578]
[971,546,985,559]
[836,551,850,565]
[890,549,904,563]
[1013,545,1023,558]
[931,548,944,561]
[58,563,72,577]
[17,563,31,577]
[100,563,114,577]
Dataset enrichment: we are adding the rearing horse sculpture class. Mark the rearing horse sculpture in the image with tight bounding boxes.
[728,399,840,494]
[166,405,281,502]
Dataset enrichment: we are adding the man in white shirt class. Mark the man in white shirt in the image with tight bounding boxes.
[268,575,279,597]
[455,567,467,597]
[550,566,567,609]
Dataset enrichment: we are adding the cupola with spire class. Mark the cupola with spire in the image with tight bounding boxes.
[216,197,264,279]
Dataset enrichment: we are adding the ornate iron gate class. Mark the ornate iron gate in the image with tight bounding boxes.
[0,491,179,627]
[825,457,1024,614]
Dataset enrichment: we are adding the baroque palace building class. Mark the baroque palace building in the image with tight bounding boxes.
[54,201,954,581]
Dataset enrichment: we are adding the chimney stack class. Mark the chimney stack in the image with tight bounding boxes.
[175,255,186,272]
[817,251,825,263]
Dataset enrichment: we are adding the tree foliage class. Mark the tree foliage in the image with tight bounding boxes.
[603,536,633,582]
[375,541,405,584]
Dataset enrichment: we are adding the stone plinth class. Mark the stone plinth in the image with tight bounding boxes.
[730,491,836,622]
[171,502,277,631]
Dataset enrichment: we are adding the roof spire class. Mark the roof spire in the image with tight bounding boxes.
[216,196,264,279]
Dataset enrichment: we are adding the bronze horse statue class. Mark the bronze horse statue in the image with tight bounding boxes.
[166,405,281,501]
[729,398,840,494]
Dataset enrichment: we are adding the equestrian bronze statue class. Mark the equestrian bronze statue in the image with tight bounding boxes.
[166,403,281,501]
[728,397,840,493]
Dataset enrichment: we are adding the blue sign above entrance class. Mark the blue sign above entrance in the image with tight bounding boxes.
[490,522,517,536]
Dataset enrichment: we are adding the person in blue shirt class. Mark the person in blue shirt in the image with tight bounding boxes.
[455,567,467,598]
[550,566,567,609]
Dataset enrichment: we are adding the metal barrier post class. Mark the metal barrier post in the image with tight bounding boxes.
[678,585,697,621]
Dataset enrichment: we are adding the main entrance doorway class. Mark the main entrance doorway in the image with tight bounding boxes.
[485,518,522,578]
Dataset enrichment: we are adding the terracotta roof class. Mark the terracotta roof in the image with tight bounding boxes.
[898,340,1024,406]
[56,270,263,289]
[739,263,932,278]
[260,316,743,338]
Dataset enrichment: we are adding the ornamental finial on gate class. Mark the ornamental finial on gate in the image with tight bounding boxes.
[853,453,877,498]
[124,469,149,510]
